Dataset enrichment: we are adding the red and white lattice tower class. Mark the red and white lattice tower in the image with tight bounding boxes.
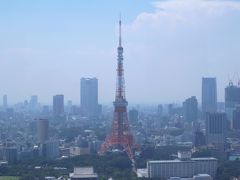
[99,18,135,160]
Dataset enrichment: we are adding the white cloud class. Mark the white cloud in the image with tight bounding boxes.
[122,0,240,103]
[128,0,240,30]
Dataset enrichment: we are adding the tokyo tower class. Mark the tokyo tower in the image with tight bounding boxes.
[99,18,135,160]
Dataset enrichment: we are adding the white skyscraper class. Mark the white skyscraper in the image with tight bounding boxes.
[80,78,98,117]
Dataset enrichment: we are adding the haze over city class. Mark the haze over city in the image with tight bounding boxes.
[1,1,240,180]
[1,0,240,104]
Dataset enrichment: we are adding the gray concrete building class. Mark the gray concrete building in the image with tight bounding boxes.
[147,153,217,179]
[53,95,64,117]
[225,83,240,127]
[183,96,198,122]
[202,78,217,115]
[37,119,49,143]
[205,112,227,147]
[80,78,98,117]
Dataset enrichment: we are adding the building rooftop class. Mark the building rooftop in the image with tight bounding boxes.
[191,157,217,161]
[69,167,98,178]
[148,157,217,164]
[169,174,212,180]
[169,178,193,180]
[194,174,211,177]
[148,159,191,163]
[137,168,148,178]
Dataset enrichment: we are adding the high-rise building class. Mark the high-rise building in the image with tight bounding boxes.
[183,96,198,122]
[37,119,49,143]
[30,95,38,103]
[29,95,38,111]
[202,78,217,115]
[41,105,50,116]
[41,140,59,159]
[6,108,14,118]
[233,106,240,130]
[168,104,174,116]
[206,112,227,146]
[0,147,18,164]
[194,131,206,147]
[67,100,73,114]
[53,95,64,117]
[3,147,18,164]
[129,109,139,125]
[80,78,98,117]
[225,82,240,125]
[157,104,163,117]
[3,94,7,108]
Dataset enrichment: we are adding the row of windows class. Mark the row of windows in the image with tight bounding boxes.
[149,161,217,178]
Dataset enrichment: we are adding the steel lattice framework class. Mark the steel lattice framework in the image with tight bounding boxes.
[99,19,135,160]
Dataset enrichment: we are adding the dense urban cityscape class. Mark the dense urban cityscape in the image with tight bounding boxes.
[1,0,240,180]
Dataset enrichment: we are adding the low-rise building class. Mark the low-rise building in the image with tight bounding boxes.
[69,167,98,180]
[193,174,213,180]
[70,147,90,156]
[147,152,217,179]
[169,174,212,180]
[137,168,148,178]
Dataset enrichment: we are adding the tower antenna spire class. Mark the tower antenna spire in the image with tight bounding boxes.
[119,13,122,47]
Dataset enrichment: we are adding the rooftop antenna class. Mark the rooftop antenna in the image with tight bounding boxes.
[235,72,240,86]
[228,73,233,86]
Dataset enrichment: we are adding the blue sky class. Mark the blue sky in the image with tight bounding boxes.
[0,0,240,105]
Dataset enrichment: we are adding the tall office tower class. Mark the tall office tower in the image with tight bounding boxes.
[41,139,59,159]
[183,96,198,122]
[3,94,7,108]
[206,112,227,147]
[233,106,240,130]
[202,78,217,115]
[194,131,206,147]
[53,95,64,116]
[6,108,14,118]
[129,109,139,125]
[217,102,225,112]
[157,104,163,117]
[80,78,98,117]
[168,104,174,116]
[99,19,135,160]
[3,147,18,164]
[30,95,38,110]
[67,100,73,114]
[41,105,50,116]
[37,119,49,143]
[225,82,240,125]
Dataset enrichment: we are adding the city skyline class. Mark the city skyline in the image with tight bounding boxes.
[1,0,240,104]
[1,1,240,179]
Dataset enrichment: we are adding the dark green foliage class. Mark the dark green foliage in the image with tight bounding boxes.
[0,154,137,180]
[192,149,212,158]
[2,147,240,180]
[58,127,84,142]
[136,145,190,168]
[216,160,240,180]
